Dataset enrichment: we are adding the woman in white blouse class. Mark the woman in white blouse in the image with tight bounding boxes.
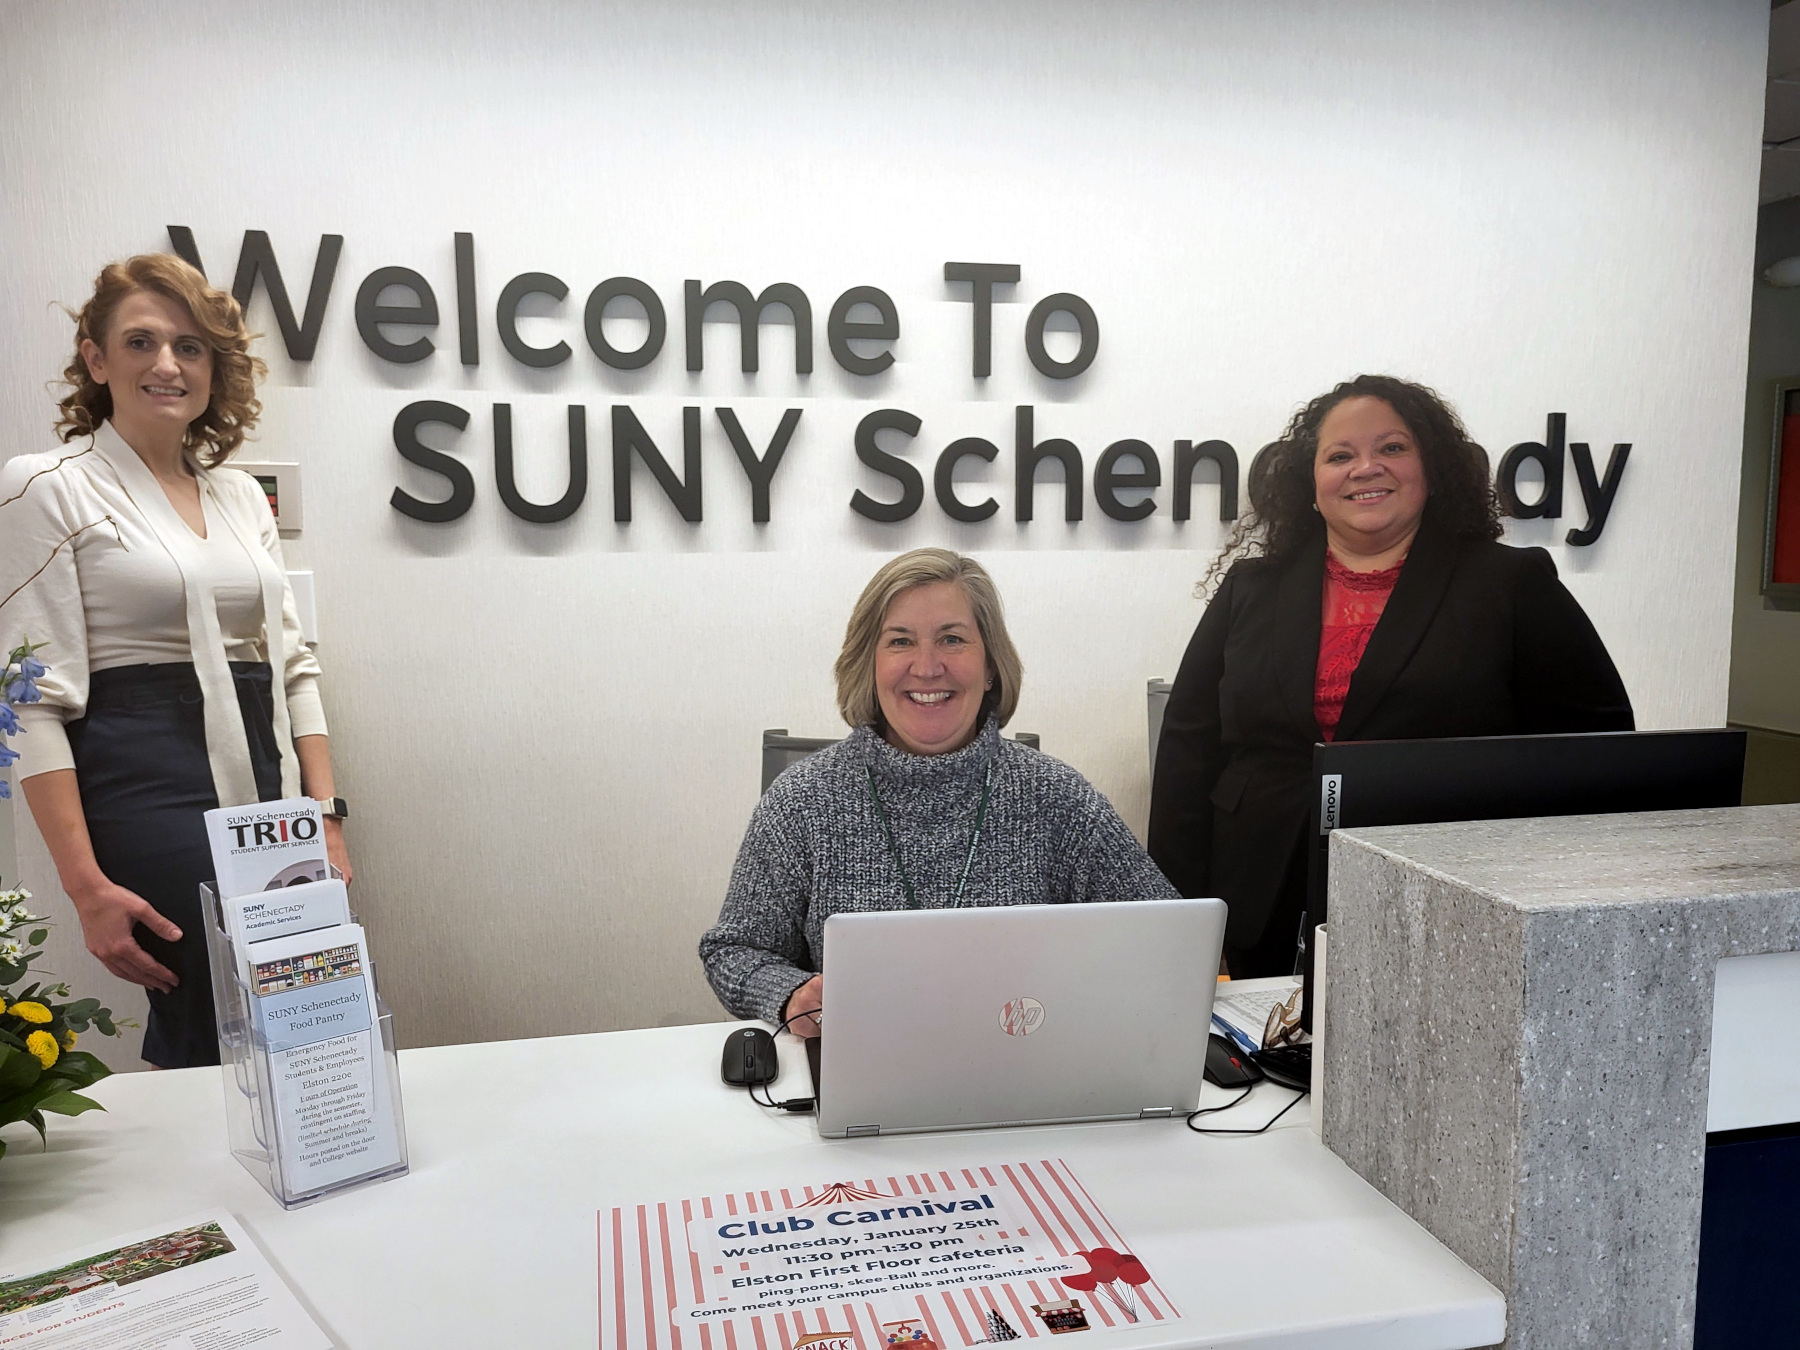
[0,254,352,1067]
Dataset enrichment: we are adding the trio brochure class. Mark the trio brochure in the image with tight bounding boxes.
[0,1213,330,1348]
[204,798,402,1197]
[598,1158,1177,1350]
[204,799,332,898]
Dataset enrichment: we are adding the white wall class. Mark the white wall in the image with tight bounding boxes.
[0,0,1766,1065]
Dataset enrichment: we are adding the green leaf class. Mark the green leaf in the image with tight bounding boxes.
[27,930,46,946]
[36,1091,104,1119]
[94,1014,116,1037]
[64,998,99,1019]
[0,1026,24,1050]
[1,1076,88,1127]
[0,1044,41,1093]
[55,1050,111,1082]
[23,1110,46,1147]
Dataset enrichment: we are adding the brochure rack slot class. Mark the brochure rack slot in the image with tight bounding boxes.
[200,879,409,1209]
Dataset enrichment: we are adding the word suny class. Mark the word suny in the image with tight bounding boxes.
[166,228,1632,543]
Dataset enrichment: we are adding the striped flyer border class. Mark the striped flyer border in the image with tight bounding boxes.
[598,1159,1179,1350]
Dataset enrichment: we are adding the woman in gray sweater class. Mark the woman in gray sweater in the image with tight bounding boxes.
[699,548,1178,1033]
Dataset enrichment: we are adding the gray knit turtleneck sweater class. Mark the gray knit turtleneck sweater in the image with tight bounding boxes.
[699,716,1179,1025]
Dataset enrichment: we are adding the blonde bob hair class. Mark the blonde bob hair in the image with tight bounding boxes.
[834,548,1023,731]
[56,253,266,465]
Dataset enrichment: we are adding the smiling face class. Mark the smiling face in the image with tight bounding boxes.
[1312,395,1429,562]
[80,289,215,453]
[874,581,993,757]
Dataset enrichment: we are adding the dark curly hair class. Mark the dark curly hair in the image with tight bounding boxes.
[55,254,265,466]
[1200,374,1502,595]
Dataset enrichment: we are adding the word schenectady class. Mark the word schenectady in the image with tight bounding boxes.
[168,228,1631,543]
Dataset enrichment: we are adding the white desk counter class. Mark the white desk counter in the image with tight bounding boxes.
[0,1022,1503,1348]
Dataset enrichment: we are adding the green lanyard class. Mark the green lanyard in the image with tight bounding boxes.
[866,760,994,910]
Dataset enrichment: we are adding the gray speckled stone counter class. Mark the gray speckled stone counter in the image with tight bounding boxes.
[1320,803,1800,1350]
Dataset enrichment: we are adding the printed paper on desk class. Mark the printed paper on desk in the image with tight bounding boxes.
[204,797,330,899]
[0,1211,330,1348]
[598,1159,1179,1350]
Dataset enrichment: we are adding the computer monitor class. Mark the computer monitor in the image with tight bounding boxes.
[1299,728,1746,1031]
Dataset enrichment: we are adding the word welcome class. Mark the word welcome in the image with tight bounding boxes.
[167,228,1633,543]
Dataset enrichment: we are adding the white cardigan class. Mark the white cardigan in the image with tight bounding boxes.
[0,422,326,806]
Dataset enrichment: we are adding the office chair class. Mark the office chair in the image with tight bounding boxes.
[1147,679,1172,778]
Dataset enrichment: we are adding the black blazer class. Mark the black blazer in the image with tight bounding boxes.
[1147,510,1634,949]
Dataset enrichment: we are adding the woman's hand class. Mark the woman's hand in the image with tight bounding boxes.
[21,769,179,993]
[323,816,354,886]
[67,876,182,994]
[782,975,823,1039]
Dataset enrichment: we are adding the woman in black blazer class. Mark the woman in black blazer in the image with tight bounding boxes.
[1148,375,1632,976]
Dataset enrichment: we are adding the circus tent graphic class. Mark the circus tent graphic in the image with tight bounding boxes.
[799,1181,894,1205]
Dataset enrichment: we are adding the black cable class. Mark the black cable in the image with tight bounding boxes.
[1185,1082,1308,1136]
[743,1009,819,1112]
[1190,1084,1254,1116]
[774,1006,821,1037]
[751,1081,816,1112]
[750,1080,809,1110]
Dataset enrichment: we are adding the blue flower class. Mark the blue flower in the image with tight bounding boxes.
[0,704,18,734]
[0,744,18,768]
[0,780,9,800]
[5,678,40,704]
[18,657,46,680]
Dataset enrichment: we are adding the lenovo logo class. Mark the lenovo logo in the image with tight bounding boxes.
[1319,774,1342,834]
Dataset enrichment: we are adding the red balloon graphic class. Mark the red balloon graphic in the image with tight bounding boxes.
[1060,1270,1098,1292]
[1082,1247,1121,1282]
[1115,1255,1151,1286]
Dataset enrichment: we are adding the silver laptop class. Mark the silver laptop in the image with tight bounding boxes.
[814,898,1225,1138]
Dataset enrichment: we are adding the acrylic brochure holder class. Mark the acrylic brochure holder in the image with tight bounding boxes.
[199,877,409,1209]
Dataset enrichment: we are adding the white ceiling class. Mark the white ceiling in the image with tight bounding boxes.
[1762,1,1800,202]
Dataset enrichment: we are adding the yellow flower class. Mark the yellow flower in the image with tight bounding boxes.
[10,1001,51,1024]
[60,1028,77,1050]
[26,1029,58,1068]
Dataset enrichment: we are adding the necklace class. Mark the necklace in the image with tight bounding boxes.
[865,760,994,910]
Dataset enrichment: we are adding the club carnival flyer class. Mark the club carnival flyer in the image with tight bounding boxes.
[598,1158,1178,1350]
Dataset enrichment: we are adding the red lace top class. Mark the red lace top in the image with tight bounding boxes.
[1314,551,1405,741]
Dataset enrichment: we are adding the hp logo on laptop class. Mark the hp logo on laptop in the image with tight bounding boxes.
[999,996,1045,1037]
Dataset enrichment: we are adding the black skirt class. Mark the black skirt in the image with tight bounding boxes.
[64,662,284,1068]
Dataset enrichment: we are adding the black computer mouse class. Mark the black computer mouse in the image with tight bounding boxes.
[1204,1033,1263,1089]
[721,1026,780,1087]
